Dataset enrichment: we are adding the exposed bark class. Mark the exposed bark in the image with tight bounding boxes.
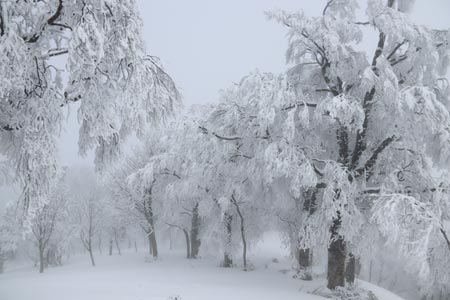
[231,195,247,271]
[98,236,102,255]
[166,223,191,259]
[39,244,45,273]
[88,248,95,267]
[149,230,158,258]
[183,229,191,259]
[113,228,122,256]
[143,186,158,258]
[223,212,233,268]
[327,216,346,289]
[109,239,113,256]
[345,252,356,284]
[190,203,201,258]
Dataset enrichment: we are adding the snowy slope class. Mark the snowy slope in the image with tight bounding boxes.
[0,249,404,300]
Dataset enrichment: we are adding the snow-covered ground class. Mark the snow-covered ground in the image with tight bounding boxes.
[0,234,404,300]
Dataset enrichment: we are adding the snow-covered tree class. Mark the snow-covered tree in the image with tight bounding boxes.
[0,0,180,214]
[268,0,450,290]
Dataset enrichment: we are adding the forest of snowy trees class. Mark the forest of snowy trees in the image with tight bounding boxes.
[0,0,449,300]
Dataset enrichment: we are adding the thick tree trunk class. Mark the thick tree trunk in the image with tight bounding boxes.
[190,203,201,258]
[298,248,312,280]
[327,216,346,290]
[183,229,191,258]
[345,252,356,284]
[39,244,45,274]
[88,247,95,267]
[223,212,233,268]
[297,186,320,279]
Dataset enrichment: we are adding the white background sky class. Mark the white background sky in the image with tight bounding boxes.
[1,0,450,206]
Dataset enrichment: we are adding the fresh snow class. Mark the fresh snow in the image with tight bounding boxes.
[0,235,404,300]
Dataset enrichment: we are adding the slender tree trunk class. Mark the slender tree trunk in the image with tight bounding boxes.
[109,239,113,256]
[223,212,233,268]
[345,252,356,284]
[0,256,4,274]
[231,195,247,271]
[149,229,158,258]
[190,203,201,258]
[147,234,153,256]
[39,244,45,274]
[183,229,191,258]
[134,241,138,252]
[113,229,121,256]
[144,187,158,258]
[327,216,346,289]
[98,236,102,255]
[88,246,95,267]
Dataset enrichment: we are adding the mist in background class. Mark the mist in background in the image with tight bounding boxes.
[1,0,449,208]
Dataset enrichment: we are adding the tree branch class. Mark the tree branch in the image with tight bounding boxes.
[355,135,396,179]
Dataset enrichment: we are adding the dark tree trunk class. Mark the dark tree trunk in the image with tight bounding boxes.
[327,216,346,290]
[190,203,201,258]
[0,257,4,274]
[88,247,95,267]
[39,244,45,273]
[98,236,102,255]
[223,212,233,268]
[113,229,121,256]
[134,241,138,252]
[149,230,158,258]
[147,234,153,255]
[298,248,311,271]
[183,229,191,258]
[297,186,320,279]
[144,187,158,258]
[345,252,356,284]
[231,195,247,271]
[109,239,113,256]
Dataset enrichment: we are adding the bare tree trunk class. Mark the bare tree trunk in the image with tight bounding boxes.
[109,239,113,256]
[39,244,45,274]
[134,241,138,252]
[0,256,4,274]
[190,203,201,258]
[113,229,121,256]
[147,234,153,256]
[98,236,102,255]
[149,229,158,258]
[327,215,346,289]
[223,212,233,268]
[231,195,247,271]
[88,246,95,267]
[144,186,158,258]
[345,252,356,284]
[183,229,191,258]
